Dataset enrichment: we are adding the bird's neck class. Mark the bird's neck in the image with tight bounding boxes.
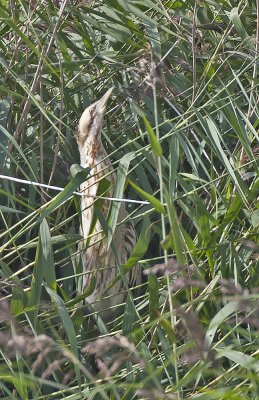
[78,137,107,168]
[79,138,116,240]
[79,137,115,199]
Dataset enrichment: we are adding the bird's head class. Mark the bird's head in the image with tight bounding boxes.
[77,87,114,146]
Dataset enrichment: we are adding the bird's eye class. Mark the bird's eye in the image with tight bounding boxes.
[90,107,96,117]
[87,107,96,130]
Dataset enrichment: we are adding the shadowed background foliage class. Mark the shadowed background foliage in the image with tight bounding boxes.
[0,0,258,399]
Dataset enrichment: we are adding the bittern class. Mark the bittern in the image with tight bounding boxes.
[76,88,141,319]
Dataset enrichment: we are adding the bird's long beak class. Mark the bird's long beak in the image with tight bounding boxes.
[77,87,114,147]
[96,87,114,111]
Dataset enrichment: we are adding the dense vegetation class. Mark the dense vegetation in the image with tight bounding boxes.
[0,0,258,398]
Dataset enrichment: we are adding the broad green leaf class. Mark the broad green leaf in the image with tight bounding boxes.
[38,169,91,223]
[128,179,165,214]
[179,173,207,184]
[70,163,85,178]
[196,273,221,313]
[229,8,249,41]
[205,301,240,348]
[39,218,56,292]
[0,205,24,214]
[251,209,259,228]
[191,388,233,399]
[107,151,136,248]
[123,215,150,272]
[87,176,111,242]
[20,234,82,249]
[28,228,44,325]
[165,191,186,264]
[0,372,33,399]
[95,208,124,285]
[216,349,259,371]
[159,316,176,344]
[142,115,162,157]
[206,117,248,203]
[44,286,81,387]
[161,231,173,251]
[122,297,137,383]
[95,207,140,328]
[122,295,138,337]
[117,0,157,25]
[0,260,25,315]
[220,101,252,157]
[169,135,179,197]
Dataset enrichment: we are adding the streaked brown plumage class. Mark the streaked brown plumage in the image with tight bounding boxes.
[76,88,141,319]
